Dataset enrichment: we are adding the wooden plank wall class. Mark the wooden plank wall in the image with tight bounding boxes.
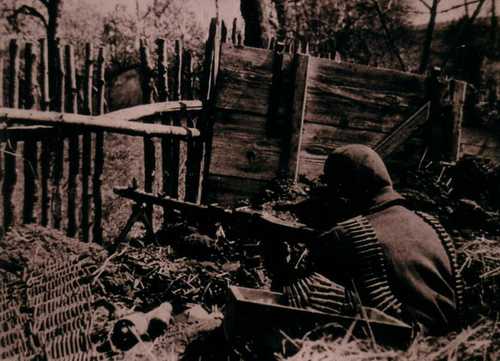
[205,45,296,204]
[300,57,427,179]
[206,43,429,205]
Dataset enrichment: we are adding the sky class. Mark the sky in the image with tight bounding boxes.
[89,0,494,26]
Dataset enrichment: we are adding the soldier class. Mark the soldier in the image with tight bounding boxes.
[283,144,462,335]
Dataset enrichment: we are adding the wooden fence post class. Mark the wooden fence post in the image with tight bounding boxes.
[22,42,38,224]
[280,53,309,181]
[199,18,222,203]
[93,46,106,244]
[166,39,183,199]
[221,20,228,44]
[139,39,155,226]
[182,51,193,100]
[155,38,172,223]
[65,44,79,237]
[448,80,467,162]
[231,18,238,45]
[426,67,444,160]
[39,39,50,227]
[50,42,65,229]
[183,50,199,202]
[3,39,20,231]
[81,43,93,242]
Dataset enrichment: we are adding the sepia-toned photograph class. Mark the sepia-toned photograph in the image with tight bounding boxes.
[0,0,498,359]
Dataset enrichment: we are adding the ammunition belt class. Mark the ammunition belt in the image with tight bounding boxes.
[0,257,106,361]
[336,216,404,318]
[414,211,465,327]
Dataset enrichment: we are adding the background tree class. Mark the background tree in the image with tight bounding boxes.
[241,0,412,69]
[240,0,279,47]
[7,0,63,107]
[102,0,204,68]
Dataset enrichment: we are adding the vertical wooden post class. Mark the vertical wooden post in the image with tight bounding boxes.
[155,39,169,102]
[183,50,195,198]
[155,39,172,222]
[50,42,65,229]
[182,50,195,201]
[448,80,467,162]
[65,44,79,237]
[267,42,285,137]
[81,43,93,242]
[426,67,443,160]
[139,39,155,224]
[237,31,243,47]
[166,39,183,198]
[39,39,50,227]
[182,51,193,100]
[22,42,38,224]
[221,20,228,44]
[231,18,238,45]
[199,18,222,203]
[173,39,183,101]
[280,53,309,181]
[93,47,106,244]
[3,39,20,231]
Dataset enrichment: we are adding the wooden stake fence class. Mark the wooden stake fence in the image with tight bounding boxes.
[0,36,204,242]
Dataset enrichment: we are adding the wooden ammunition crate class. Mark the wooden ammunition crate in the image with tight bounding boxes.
[224,286,413,347]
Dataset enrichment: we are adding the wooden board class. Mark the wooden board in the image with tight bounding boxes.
[304,57,426,132]
[210,111,282,180]
[299,123,388,180]
[215,45,293,116]
[225,286,413,347]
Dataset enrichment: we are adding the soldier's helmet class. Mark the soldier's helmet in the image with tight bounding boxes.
[323,144,395,209]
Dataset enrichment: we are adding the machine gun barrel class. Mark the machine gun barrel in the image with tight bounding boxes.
[113,187,318,243]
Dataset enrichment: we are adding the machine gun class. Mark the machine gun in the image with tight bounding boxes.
[113,186,319,244]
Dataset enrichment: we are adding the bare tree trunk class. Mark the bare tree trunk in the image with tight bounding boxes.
[240,0,281,47]
[419,0,440,74]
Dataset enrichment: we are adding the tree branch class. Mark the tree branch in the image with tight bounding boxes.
[371,0,406,71]
[417,0,432,10]
[8,5,48,29]
[442,0,488,66]
[439,0,480,14]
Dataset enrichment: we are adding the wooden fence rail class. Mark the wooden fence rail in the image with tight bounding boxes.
[0,35,206,242]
